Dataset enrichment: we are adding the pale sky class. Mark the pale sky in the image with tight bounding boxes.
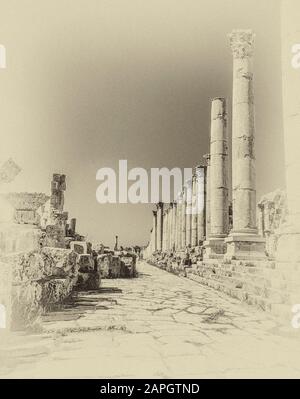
[0,0,284,247]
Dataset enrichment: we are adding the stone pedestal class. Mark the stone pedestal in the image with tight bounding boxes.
[203,238,227,259]
[225,29,265,260]
[225,233,266,260]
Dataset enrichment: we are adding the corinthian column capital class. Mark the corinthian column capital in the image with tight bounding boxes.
[228,29,255,59]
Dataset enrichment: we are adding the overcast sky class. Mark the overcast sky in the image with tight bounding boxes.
[0,0,284,247]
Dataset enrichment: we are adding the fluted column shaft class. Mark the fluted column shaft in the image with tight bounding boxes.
[229,30,257,234]
[151,210,157,252]
[185,180,192,247]
[191,174,198,246]
[196,166,206,244]
[181,188,187,248]
[210,98,229,238]
[204,154,211,240]
[156,202,164,252]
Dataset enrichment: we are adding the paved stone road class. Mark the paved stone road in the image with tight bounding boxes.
[1,261,300,378]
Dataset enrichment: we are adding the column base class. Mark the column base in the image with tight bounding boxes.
[203,237,226,259]
[225,232,266,261]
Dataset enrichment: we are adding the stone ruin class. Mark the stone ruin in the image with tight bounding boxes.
[144,28,300,322]
[0,173,100,331]
[0,167,140,332]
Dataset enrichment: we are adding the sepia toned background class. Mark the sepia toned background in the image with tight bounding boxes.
[0,0,284,247]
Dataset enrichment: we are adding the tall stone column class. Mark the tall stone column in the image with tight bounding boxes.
[168,204,173,251]
[185,180,192,247]
[204,98,229,258]
[176,193,182,250]
[169,202,174,251]
[164,209,169,251]
[173,202,177,251]
[181,188,187,248]
[151,210,157,252]
[225,29,265,260]
[276,0,300,264]
[162,210,166,252]
[196,165,205,245]
[191,174,198,247]
[167,206,171,251]
[203,154,211,240]
[156,202,164,252]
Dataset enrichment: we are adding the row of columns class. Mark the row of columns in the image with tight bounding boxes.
[147,29,266,260]
[149,164,208,253]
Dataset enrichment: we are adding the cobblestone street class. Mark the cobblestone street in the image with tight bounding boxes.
[1,261,300,378]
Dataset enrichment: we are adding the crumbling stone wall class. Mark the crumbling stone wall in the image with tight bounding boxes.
[0,247,79,330]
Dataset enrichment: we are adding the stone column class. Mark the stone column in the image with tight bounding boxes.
[185,180,192,247]
[173,202,177,252]
[204,98,229,258]
[191,174,198,247]
[162,210,167,252]
[225,29,265,260]
[257,203,264,236]
[169,206,174,251]
[196,165,205,245]
[276,0,300,264]
[203,154,211,240]
[181,188,187,248]
[152,210,157,252]
[176,193,182,250]
[156,202,164,252]
[166,207,170,251]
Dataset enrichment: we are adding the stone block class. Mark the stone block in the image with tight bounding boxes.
[70,241,88,254]
[120,254,137,278]
[77,254,94,273]
[97,254,111,278]
[110,255,121,278]
[76,271,101,291]
[225,233,266,260]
